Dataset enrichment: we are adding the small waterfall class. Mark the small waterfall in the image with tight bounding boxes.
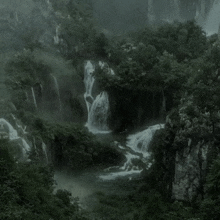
[0,118,31,159]
[127,124,164,158]
[21,138,31,152]
[31,87,37,108]
[99,124,164,180]
[84,61,95,114]
[0,118,18,140]
[42,141,49,163]
[86,91,110,133]
[84,61,110,134]
[51,75,62,111]
[120,152,140,171]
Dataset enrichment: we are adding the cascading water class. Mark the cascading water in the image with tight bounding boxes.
[51,74,62,111]
[31,87,37,108]
[84,61,110,134]
[54,25,60,44]
[87,91,110,132]
[84,61,95,115]
[99,124,164,180]
[126,124,164,158]
[0,118,30,159]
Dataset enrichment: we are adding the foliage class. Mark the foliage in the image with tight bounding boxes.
[21,116,124,170]
[0,140,85,220]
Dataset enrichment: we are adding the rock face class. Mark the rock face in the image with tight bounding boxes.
[172,141,209,201]
[165,96,215,201]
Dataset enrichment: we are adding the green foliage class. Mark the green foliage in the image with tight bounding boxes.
[0,140,84,220]
[21,116,124,170]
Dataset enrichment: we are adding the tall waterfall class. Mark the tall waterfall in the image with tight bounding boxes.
[51,75,62,111]
[31,87,37,108]
[99,124,164,180]
[84,61,110,134]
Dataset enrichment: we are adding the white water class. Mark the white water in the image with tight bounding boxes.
[0,118,31,159]
[51,74,62,111]
[99,124,164,180]
[31,87,37,108]
[127,124,165,158]
[86,91,110,133]
[84,61,110,134]
[0,118,18,140]
[84,61,95,116]
[22,138,31,152]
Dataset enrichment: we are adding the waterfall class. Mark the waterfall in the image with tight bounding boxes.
[120,152,140,171]
[21,138,31,152]
[86,91,110,133]
[51,75,62,111]
[42,141,49,163]
[127,124,164,158]
[31,87,37,108]
[99,124,164,180]
[0,118,30,160]
[0,118,18,140]
[84,61,95,114]
[84,61,110,134]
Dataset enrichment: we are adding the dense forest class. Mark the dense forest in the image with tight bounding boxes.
[1,0,220,219]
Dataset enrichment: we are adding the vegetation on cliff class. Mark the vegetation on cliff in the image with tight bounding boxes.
[2,0,220,219]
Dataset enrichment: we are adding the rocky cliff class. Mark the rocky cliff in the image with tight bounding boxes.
[162,95,220,201]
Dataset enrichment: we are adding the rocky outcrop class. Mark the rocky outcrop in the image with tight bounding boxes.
[165,96,217,201]
[172,141,209,201]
